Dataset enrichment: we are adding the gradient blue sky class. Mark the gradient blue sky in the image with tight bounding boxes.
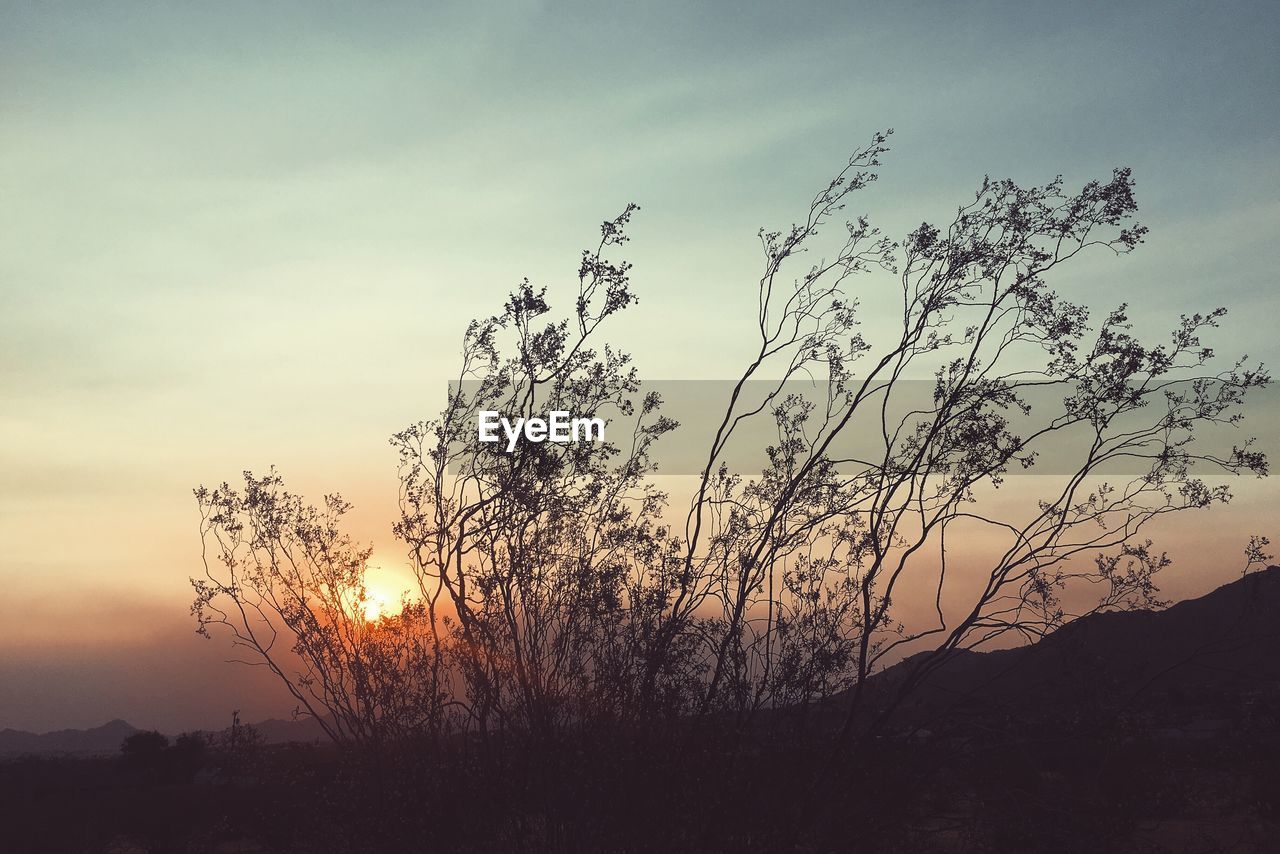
[2,1,1277,731]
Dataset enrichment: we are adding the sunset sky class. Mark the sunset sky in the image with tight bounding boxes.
[2,1,1278,732]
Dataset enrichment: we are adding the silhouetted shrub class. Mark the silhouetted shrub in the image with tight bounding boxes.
[166,732,207,783]
[119,730,170,782]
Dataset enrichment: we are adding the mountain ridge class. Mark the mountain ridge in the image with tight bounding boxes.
[0,714,329,757]
[857,564,1280,730]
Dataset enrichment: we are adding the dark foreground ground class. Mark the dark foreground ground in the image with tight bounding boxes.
[4,718,1278,854]
[9,570,1280,852]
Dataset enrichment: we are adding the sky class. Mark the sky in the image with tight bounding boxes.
[1,0,1278,732]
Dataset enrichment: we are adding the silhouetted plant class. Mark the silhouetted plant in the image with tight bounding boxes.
[192,478,451,743]
[193,131,1269,753]
[167,732,207,782]
[120,730,169,778]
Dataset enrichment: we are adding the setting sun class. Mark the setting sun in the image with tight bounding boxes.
[359,579,410,622]
[361,595,385,622]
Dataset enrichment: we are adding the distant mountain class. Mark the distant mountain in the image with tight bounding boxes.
[856,565,1280,731]
[0,714,329,758]
[0,718,138,757]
